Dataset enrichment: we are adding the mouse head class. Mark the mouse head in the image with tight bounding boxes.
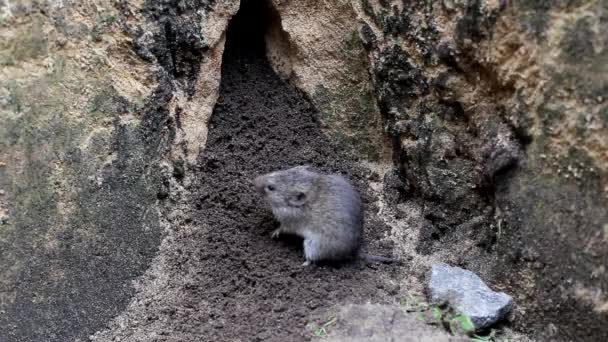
[254,166,319,220]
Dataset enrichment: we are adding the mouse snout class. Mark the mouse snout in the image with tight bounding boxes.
[253,176,266,194]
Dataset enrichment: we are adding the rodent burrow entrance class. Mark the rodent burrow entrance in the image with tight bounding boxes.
[184,1,400,340]
[223,0,292,77]
[201,0,395,260]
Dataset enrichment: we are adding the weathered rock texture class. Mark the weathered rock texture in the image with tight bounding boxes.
[427,263,513,330]
[0,1,168,340]
[264,0,391,161]
[353,1,608,340]
[0,0,606,341]
[93,6,402,339]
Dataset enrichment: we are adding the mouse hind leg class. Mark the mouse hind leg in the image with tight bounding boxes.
[302,237,322,265]
[271,227,283,239]
[303,236,357,266]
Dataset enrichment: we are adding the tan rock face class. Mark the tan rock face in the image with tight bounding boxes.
[173,0,240,163]
[1,0,606,341]
[1,1,167,340]
[166,0,391,163]
[265,0,391,161]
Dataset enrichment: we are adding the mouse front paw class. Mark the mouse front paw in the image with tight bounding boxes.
[271,228,282,239]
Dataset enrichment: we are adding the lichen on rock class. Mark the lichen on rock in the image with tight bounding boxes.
[1,0,607,341]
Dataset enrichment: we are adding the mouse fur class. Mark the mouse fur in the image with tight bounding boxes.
[253,166,400,266]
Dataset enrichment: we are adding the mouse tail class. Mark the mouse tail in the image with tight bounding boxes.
[360,254,403,265]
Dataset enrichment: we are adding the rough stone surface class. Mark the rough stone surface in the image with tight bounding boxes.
[355,1,608,339]
[0,2,168,341]
[323,304,467,342]
[1,0,606,341]
[427,263,513,330]
[90,3,404,341]
[264,0,391,161]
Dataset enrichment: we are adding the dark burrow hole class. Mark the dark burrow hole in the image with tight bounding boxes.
[222,0,273,59]
[184,0,400,341]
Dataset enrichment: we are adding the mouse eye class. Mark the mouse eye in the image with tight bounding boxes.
[266,185,275,191]
[288,192,307,207]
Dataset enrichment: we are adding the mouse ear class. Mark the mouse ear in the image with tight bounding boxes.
[288,191,307,207]
[294,165,312,171]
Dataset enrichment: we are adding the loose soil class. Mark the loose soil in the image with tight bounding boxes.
[185,9,401,340]
[93,4,405,341]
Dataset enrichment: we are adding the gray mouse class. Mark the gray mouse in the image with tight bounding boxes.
[253,165,402,266]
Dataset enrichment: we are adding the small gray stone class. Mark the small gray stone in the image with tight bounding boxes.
[427,263,513,330]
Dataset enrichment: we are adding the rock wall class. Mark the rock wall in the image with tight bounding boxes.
[353,0,608,339]
[238,0,608,337]
[264,0,391,161]
[0,0,606,341]
[0,1,170,340]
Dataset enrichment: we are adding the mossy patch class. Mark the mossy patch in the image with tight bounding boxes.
[539,105,565,135]
[313,83,382,160]
[494,143,608,339]
[515,0,588,38]
[91,9,118,42]
[0,3,170,340]
[560,16,595,63]
[0,15,48,65]
[600,105,608,125]
[310,29,387,160]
